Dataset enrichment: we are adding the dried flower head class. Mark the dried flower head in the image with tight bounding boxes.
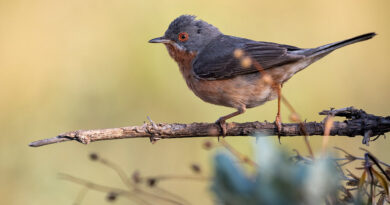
[262,74,273,85]
[289,113,300,122]
[147,178,157,187]
[132,170,141,184]
[233,49,244,59]
[203,140,213,150]
[106,192,117,202]
[241,56,252,68]
[89,153,99,161]
[191,164,201,174]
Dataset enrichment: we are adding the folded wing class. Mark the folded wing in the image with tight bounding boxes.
[192,35,305,80]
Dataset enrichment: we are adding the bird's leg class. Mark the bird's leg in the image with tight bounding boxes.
[275,84,283,142]
[215,105,246,140]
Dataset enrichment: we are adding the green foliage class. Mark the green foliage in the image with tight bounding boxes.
[212,139,341,205]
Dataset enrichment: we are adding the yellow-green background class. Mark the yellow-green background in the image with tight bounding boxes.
[1,0,389,204]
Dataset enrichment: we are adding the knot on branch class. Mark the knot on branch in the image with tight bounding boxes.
[56,130,91,145]
[145,116,162,144]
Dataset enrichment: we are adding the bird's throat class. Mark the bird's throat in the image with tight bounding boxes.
[164,43,198,90]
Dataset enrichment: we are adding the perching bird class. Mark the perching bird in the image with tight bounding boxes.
[149,15,375,137]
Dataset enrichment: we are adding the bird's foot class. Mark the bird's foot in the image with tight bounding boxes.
[215,118,227,141]
[275,114,282,144]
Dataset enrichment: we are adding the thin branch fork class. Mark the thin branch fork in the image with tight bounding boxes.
[29,107,390,147]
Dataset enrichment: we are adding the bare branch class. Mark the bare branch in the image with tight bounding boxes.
[29,107,390,147]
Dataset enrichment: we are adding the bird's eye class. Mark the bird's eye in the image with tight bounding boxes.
[178,32,189,42]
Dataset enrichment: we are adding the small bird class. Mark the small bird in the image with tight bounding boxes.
[149,15,375,137]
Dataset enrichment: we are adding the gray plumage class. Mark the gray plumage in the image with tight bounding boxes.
[193,35,304,80]
[160,15,375,80]
[193,33,376,80]
[163,15,222,52]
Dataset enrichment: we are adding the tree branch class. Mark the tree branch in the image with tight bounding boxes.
[29,107,390,147]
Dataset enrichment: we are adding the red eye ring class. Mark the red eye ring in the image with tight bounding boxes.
[178,32,189,42]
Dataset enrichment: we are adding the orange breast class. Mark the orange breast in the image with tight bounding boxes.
[165,44,278,109]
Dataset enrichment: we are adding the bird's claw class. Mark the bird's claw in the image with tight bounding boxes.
[275,114,282,143]
[215,118,227,141]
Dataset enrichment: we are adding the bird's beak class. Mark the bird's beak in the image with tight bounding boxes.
[148,37,170,43]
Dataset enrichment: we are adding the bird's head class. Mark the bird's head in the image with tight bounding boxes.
[149,15,221,53]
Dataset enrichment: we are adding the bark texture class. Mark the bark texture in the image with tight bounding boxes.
[29,107,390,147]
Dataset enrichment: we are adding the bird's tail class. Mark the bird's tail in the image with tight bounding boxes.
[303,32,376,57]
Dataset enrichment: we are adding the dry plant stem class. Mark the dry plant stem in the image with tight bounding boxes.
[97,156,192,204]
[60,173,185,205]
[133,189,184,205]
[149,175,209,181]
[59,173,131,196]
[74,187,88,205]
[220,139,257,167]
[98,158,135,189]
[152,187,191,205]
[322,116,334,153]
[279,95,314,158]
[29,107,390,147]
[338,156,390,168]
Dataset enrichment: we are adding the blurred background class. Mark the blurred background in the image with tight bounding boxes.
[0,0,389,204]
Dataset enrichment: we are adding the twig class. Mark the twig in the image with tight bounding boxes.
[59,173,130,195]
[334,147,390,168]
[60,173,186,205]
[220,139,258,166]
[280,95,314,158]
[147,175,209,181]
[73,187,89,205]
[29,107,390,147]
[96,157,135,190]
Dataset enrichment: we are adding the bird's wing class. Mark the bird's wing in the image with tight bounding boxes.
[192,35,305,80]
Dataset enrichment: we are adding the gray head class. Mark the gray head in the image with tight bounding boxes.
[149,15,222,52]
